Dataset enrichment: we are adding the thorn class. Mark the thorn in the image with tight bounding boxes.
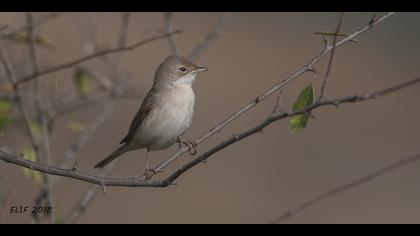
[307,67,319,76]
[200,159,208,164]
[257,129,264,134]
[71,161,78,171]
[255,96,261,104]
[170,182,179,186]
[323,35,329,49]
[333,101,340,108]
[368,15,377,27]
[231,134,239,140]
[100,183,108,197]
[309,112,316,119]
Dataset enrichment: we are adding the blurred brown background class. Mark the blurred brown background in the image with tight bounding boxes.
[1,12,420,224]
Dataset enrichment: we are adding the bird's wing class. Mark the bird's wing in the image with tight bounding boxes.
[120,88,155,145]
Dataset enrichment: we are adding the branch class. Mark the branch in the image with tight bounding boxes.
[164,12,178,54]
[25,12,56,224]
[318,12,344,101]
[150,12,396,177]
[14,30,182,86]
[188,13,231,62]
[0,37,39,150]
[0,150,164,187]
[1,75,419,188]
[0,13,63,37]
[270,152,420,224]
[116,12,130,49]
[63,160,119,224]
[159,76,420,185]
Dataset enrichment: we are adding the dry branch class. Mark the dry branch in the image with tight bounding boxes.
[1,75,419,188]
[15,30,181,86]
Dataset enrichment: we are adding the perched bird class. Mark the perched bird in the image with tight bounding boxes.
[94,55,207,179]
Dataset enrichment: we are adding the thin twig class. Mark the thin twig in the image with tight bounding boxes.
[150,12,396,177]
[25,12,56,224]
[0,38,39,150]
[63,160,119,224]
[60,16,133,223]
[164,12,178,54]
[0,13,63,37]
[62,13,230,223]
[318,12,344,101]
[161,75,420,185]
[270,152,420,224]
[188,13,231,62]
[116,12,130,49]
[1,75,419,188]
[15,30,181,86]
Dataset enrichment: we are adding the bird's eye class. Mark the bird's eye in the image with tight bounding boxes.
[178,66,187,72]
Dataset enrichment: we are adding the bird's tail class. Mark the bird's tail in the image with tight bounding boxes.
[94,145,129,169]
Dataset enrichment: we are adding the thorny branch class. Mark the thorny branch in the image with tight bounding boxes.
[0,12,411,224]
[61,12,232,223]
[149,12,396,178]
[1,75,420,188]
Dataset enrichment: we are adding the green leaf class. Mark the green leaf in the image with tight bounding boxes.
[74,67,92,99]
[3,31,56,49]
[290,83,314,134]
[21,148,43,185]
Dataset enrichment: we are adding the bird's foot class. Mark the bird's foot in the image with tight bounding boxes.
[181,140,198,155]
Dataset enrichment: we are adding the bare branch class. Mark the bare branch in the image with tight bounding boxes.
[116,12,131,48]
[164,12,178,54]
[1,75,419,188]
[0,150,162,187]
[188,13,231,62]
[318,12,344,101]
[0,33,39,152]
[270,152,420,224]
[15,30,182,86]
[0,13,63,37]
[150,12,396,177]
[25,12,56,224]
[160,76,420,185]
[63,160,120,224]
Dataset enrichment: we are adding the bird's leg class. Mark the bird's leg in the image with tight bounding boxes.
[178,136,198,155]
[144,149,155,180]
[177,136,183,149]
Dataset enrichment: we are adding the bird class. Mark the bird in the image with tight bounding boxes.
[94,55,207,179]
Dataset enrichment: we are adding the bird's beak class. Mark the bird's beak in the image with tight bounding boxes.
[194,66,208,73]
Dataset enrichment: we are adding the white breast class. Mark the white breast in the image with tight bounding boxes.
[134,84,195,150]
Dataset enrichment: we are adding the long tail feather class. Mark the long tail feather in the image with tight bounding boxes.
[94,145,129,169]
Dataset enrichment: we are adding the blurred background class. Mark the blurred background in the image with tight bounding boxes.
[0,12,420,224]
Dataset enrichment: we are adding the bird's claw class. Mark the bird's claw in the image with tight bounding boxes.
[181,140,198,155]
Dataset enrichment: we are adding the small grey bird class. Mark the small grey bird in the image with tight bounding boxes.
[94,55,207,178]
